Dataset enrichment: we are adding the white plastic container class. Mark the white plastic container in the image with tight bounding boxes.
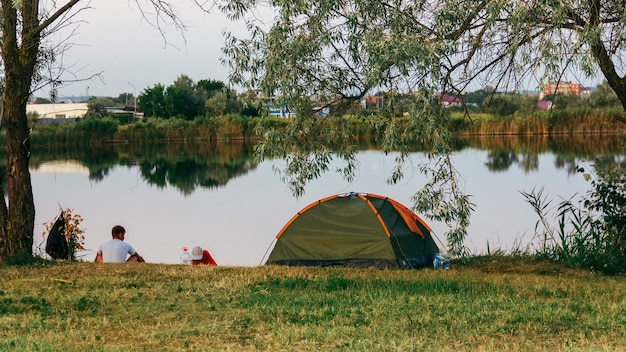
[180,247,192,265]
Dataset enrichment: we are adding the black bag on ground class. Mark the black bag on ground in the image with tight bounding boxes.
[46,211,69,259]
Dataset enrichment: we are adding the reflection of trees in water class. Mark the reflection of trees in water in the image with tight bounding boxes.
[138,157,257,195]
[484,149,519,172]
[28,142,257,194]
[554,155,580,176]
[479,135,625,173]
[24,135,625,193]
[485,151,540,173]
[518,153,539,173]
[459,134,625,156]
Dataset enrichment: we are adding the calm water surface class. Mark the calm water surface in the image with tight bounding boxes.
[31,147,601,265]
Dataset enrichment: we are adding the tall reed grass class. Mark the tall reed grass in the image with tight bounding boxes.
[451,108,626,136]
[16,109,625,148]
[521,184,626,275]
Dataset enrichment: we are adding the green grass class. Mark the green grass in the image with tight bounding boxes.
[1,258,624,351]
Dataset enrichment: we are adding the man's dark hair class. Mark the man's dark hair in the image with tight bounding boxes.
[112,225,126,237]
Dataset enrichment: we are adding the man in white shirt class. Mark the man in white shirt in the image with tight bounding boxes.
[94,225,145,263]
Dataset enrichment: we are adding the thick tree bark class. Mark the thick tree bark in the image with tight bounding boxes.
[0,169,6,259]
[584,0,626,123]
[3,85,36,257]
[0,0,168,261]
[0,0,41,260]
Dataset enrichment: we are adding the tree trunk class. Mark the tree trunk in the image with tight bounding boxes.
[585,0,626,123]
[0,0,41,261]
[0,167,7,260]
[2,84,36,258]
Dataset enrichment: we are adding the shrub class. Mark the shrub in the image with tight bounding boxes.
[522,159,626,275]
[41,208,86,261]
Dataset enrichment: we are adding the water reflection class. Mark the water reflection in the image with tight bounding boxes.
[31,142,258,195]
[26,134,626,265]
[484,149,520,172]
[28,134,626,195]
[137,156,257,195]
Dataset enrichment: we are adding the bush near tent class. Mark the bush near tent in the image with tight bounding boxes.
[266,192,440,268]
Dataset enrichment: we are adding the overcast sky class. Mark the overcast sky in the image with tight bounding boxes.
[36,1,600,101]
[37,1,251,100]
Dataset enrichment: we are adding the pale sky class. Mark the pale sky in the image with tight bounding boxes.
[36,1,600,101]
[37,1,252,100]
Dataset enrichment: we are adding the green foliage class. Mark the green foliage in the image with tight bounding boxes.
[585,158,626,260]
[138,77,244,119]
[241,102,261,117]
[164,75,203,120]
[590,81,621,109]
[221,0,526,256]
[85,97,116,118]
[115,92,135,105]
[253,114,359,198]
[33,97,51,104]
[138,84,167,118]
[197,79,227,97]
[3,250,50,267]
[483,94,521,117]
[205,91,228,117]
[464,89,491,107]
[521,158,626,275]
[72,117,119,141]
[543,93,581,109]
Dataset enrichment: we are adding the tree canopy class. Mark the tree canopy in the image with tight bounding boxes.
[223,0,626,113]
[138,76,241,119]
[221,0,626,254]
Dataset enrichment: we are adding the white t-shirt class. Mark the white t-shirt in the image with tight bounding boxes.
[98,239,137,262]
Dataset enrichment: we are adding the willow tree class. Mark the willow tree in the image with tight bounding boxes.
[222,0,626,255]
[0,0,202,262]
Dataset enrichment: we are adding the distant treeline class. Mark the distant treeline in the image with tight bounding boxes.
[11,107,626,147]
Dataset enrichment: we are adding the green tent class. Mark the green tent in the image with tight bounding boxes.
[265,192,440,268]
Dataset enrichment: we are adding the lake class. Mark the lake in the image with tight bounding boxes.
[30,136,624,265]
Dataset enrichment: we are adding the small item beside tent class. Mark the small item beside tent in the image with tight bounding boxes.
[46,211,69,260]
[265,192,440,268]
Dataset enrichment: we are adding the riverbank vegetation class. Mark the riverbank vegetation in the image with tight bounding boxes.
[1,259,624,351]
[13,106,626,275]
[15,84,626,274]
[21,106,626,147]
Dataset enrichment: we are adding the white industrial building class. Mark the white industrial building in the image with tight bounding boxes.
[26,103,88,119]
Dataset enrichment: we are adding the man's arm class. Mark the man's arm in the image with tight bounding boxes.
[126,252,145,263]
[94,252,103,263]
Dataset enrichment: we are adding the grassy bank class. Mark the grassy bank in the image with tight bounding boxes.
[21,108,626,146]
[1,258,625,351]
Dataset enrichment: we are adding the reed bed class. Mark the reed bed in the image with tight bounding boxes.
[19,109,626,148]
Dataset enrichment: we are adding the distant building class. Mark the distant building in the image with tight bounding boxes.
[439,94,463,107]
[536,100,553,110]
[267,103,294,118]
[540,82,581,99]
[26,102,88,119]
[106,105,144,118]
[363,96,384,110]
